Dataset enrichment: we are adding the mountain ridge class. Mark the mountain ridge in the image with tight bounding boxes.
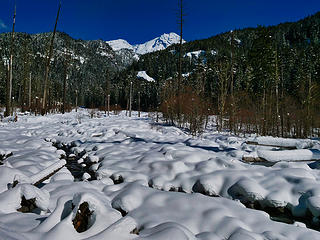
[106,32,184,55]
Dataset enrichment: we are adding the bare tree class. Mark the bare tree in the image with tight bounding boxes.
[5,3,16,117]
[28,73,32,111]
[62,50,70,114]
[178,0,184,90]
[42,2,61,115]
[75,90,78,112]
[129,81,133,117]
[104,70,110,115]
[176,0,185,126]
[215,59,230,131]
[138,91,141,117]
[229,30,235,133]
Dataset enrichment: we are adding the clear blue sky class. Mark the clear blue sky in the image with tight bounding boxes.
[0,0,319,44]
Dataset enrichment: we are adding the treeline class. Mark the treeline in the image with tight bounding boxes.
[118,12,320,137]
[0,31,133,114]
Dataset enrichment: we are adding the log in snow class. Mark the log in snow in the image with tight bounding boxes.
[257,149,320,162]
[30,160,66,185]
[247,137,315,149]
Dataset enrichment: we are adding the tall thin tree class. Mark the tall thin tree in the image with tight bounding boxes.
[62,49,70,114]
[5,3,16,117]
[176,0,185,126]
[129,81,133,117]
[178,0,184,91]
[104,70,110,115]
[229,30,235,133]
[42,2,61,115]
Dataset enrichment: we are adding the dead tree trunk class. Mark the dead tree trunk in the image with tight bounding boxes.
[129,81,132,117]
[62,50,70,114]
[274,47,280,136]
[42,3,61,115]
[107,94,110,116]
[28,73,32,111]
[75,90,78,112]
[104,70,110,115]
[229,30,235,133]
[176,0,184,125]
[138,91,141,117]
[5,4,16,117]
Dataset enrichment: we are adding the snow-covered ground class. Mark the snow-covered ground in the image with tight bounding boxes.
[1,110,320,239]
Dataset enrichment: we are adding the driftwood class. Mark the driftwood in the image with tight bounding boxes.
[246,141,297,150]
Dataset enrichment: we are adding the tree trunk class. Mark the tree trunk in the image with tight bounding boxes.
[42,3,61,115]
[28,73,32,111]
[5,5,16,117]
[129,81,132,117]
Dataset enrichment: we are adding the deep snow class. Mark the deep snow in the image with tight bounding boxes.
[0,110,320,239]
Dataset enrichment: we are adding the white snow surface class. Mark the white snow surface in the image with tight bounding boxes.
[0,110,320,239]
[107,33,184,55]
[137,71,155,82]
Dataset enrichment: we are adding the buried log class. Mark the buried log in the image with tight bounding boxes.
[257,149,320,163]
[72,202,93,233]
[246,141,297,150]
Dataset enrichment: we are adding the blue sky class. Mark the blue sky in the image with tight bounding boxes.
[0,0,319,44]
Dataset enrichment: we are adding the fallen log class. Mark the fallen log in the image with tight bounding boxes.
[257,149,320,163]
[30,160,66,186]
[245,141,296,150]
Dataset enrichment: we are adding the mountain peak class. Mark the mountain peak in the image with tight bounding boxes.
[105,39,133,51]
[106,32,184,55]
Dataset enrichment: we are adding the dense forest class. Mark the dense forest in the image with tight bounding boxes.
[118,12,320,137]
[0,12,320,137]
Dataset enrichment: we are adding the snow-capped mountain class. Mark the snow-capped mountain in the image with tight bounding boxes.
[106,39,134,51]
[106,32,184,56]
